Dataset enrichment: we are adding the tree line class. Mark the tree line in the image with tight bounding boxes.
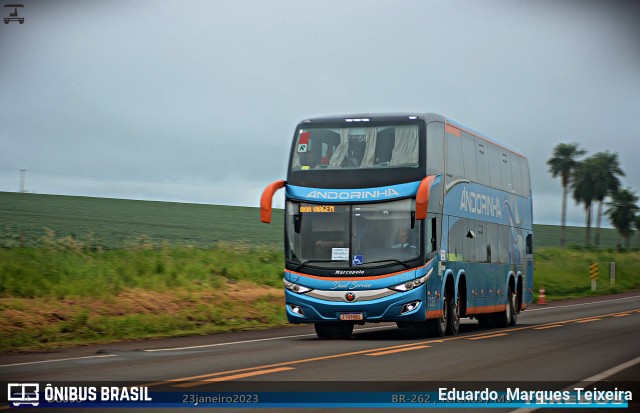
[548,143,639,248]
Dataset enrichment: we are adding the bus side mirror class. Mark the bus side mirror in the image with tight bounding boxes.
[415,175,436,221]
[260,180,286,224]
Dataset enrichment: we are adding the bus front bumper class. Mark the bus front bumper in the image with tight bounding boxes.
[285,285,427,324]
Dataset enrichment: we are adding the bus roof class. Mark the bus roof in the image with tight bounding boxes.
[297,113,527,159]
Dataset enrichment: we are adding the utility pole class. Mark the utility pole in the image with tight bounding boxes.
[19,169,26,193]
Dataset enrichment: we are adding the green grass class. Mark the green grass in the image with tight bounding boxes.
[0,242,287,352]
[1,191,639,352]
[0,192,283,249]
[2,192,635,250]
[533,248,640,300]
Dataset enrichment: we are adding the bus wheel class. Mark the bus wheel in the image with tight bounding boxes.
[447,293,460,336]
[428,296,448,337]
[314,323,354,339]
[508,284,519,326]
[496,284,516,327]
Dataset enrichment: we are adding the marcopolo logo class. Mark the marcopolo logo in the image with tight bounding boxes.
[306,188,400,201]
[460,187,502,218]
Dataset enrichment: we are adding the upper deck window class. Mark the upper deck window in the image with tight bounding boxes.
[290,125,419,172]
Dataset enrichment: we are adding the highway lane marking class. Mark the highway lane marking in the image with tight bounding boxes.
[612,313,631,317]
[533,324,564,330]
[143,325,395,352]
[174,367,295,387]
[143,294,640,353]
[0,354,117,368]
[575,317,602,323]
[142,341,447,387]
[466,333,508,340]
[526,294,640,312]
[152,308,639,387]
[365,345,430,356]
[141,295,639,353]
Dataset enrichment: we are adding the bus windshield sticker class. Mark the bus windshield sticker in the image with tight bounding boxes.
[331,248,349,261]
[352,255,363,265]
[297,131,310,152]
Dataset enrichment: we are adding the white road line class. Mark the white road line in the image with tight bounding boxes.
[144,325,395,352]
[0,354,117,368]
[526,295,640,312]
[510,355,640,413]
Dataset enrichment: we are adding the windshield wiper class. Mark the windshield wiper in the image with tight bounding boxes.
[292,259,335,271]
[365,259,412,269]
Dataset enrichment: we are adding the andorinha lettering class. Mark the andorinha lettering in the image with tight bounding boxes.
[459,187,503,218]
[306,188,400,200]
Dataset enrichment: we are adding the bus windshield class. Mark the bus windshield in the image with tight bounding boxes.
[291,124,419,171]
[286,198,421,268]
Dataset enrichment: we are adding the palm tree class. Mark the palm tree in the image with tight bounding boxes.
[572,158,599,247]
[606,188,639,249]
[589,152,624,246]
[547,143,586,247]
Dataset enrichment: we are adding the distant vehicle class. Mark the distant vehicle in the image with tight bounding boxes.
[261,113,534,338]
[4,3,24,24]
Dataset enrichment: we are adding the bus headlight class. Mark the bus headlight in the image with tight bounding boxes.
[389,274,428,292]
[284,279,313,294]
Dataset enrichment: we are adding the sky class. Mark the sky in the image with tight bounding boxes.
[1,0,639,227]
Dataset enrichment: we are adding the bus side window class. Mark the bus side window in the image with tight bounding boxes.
[486,223,498,263]
[501,152,513,193]
[427,122,444,175]
[487,144,503,190]
[445,129,465,182]
[426,215,438,257]
[461,132,478,182]
[511,154,524,196]
[476,140,491,187]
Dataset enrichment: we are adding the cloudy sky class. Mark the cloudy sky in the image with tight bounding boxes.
[1,0,639,226]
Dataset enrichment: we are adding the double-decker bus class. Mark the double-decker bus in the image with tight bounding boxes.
[261,113,533,338]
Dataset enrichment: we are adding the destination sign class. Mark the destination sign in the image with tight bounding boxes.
[299,205,335,213]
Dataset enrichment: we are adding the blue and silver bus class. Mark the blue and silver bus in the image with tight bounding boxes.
[261,113,533,338]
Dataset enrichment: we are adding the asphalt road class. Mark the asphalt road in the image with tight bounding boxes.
[1,292,639,412]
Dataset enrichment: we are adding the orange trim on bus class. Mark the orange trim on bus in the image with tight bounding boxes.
[465,304,508,315]
[260,180,286,223]
[444,124,461,137]
[426,310,443,319]
[416,175,436,221]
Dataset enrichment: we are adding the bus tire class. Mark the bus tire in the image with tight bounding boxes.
[314,323,354,338]
[495,284,516,328]
[447,292,460,336]
[428,296,448,337]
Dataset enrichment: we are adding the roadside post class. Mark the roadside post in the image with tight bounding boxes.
[609,262,616,287]
[589,262,599,291]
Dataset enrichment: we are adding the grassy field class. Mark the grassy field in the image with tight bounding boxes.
[1,191,639,352]
[1,192,635,250]
[0,192,283,249]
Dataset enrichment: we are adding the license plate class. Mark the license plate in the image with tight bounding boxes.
[339,312,364,321]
